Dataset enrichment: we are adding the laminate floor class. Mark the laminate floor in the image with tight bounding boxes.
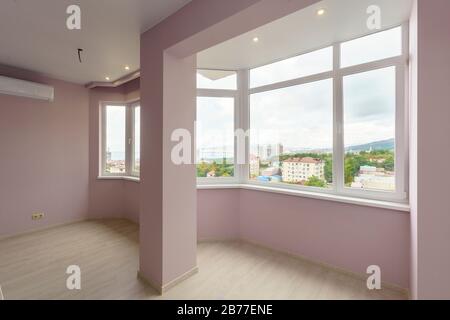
[0,219,407,300]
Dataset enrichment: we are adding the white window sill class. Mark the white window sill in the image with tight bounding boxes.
[197,184,410,212]
[197,184,241,190]
[97,176,140,183]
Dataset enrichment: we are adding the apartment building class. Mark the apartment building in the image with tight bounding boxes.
[282,157,325,183]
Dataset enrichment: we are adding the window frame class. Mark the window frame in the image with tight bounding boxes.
[130,102,141,178]
[100,99,141,179]
[197,24,409,203]
[196,69,240,185]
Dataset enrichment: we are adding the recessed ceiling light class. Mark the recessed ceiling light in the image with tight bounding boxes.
[317,8,326,16]
[125,66,130,71]
[253,37,259,43]
[105,76,110,81]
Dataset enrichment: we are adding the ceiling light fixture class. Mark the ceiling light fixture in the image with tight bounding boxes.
[253,37,259,43]
[125,66,130,71]
[105,76,110,81]
[317,8,326,16]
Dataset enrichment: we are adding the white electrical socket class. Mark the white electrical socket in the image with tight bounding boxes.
[32,213,45,220]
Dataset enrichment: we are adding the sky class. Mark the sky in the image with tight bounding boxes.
[196,97,234,156]
[106,105,126,158]
[106,105,140,162]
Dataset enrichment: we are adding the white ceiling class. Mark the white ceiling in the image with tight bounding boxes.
[0,0,191,84]
[197,0,413,70]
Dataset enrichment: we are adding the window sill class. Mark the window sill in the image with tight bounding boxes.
[97,176,140,183]
[197,184,241,190]
[198,183,410,212]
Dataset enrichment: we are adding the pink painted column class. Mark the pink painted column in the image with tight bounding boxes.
[410,0,450,299]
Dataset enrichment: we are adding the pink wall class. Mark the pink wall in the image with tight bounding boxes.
[0,65,89,238]
[0,65,140,238]
[411,0,450,299]
[239,190,410,288]
[197,188,410,288]
[197,189,240,241]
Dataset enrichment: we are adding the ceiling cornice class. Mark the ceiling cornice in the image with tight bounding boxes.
[86,70,140,89]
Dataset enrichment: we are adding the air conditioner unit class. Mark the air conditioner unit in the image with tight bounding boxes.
[0,75,54,102]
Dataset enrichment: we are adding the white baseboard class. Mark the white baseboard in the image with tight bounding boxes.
[0,217,88,241]
[162,266,199,293]
[0,217,139,242]
[138,266,199,295]
[198,237,239,243]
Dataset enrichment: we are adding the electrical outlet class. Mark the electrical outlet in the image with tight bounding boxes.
[32,212,45,220]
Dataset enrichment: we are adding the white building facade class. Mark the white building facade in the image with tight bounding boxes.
[282,157,325,184]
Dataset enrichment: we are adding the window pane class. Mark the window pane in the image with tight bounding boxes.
[249,79,333,188]
[196,97,235,178]
[105,105,126,174]
[250,47,333,88]
[344,67,396,192]
[133,106,140,174]
[197,70,237,90]
[341,27,402,68]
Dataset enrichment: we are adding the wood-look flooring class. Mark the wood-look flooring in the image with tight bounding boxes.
[0,219,406,300]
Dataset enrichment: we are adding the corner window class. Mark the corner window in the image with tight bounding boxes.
[197,25,408,202]
[100,101,140,178]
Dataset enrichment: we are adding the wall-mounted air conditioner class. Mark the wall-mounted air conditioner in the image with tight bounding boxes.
[0,75,54,102]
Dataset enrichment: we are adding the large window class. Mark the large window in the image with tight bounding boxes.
[197,26,407,201]
[101,101,140,178]
[250,79,333,189]
[343,67,396,192]
[104,105,126,174]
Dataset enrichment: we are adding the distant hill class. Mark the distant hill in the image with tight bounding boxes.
[278,139,395,155]
[345,138,394,153]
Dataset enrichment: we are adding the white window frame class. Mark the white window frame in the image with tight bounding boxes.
[100,99,140,179]
[130,102,141,177]
[197,24,409,203]
[196,70,240,185]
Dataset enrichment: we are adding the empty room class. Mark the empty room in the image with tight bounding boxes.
[1,0,450,307]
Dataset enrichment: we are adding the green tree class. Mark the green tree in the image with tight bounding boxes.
[305,176,326,188]
[324,157,332,183]
[344,156,359,185]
